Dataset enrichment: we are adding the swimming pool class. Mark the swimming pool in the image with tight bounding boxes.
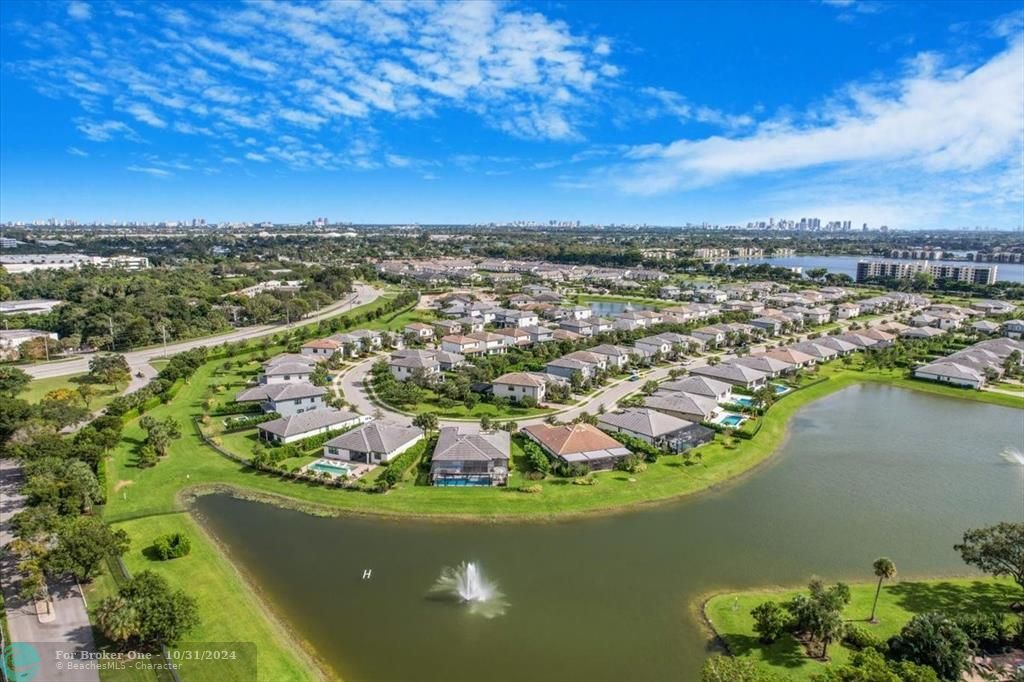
[310,460,354,477]
[771,384,790,394]
[732,397,755,407]
[718,414,745,427]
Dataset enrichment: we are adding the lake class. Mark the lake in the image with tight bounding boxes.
[726,255,1024,283]
[588,300,658,315]
[195,385,1023,682]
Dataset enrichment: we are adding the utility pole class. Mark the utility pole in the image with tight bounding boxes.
[108,315,115,351]
[162,324,168,358]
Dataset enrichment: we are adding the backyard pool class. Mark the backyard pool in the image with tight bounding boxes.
[718,414,745,427]
[771,383,791,394]
[732,396,755,407]
[309,460,354,477]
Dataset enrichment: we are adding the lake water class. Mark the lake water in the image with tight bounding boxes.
[726,255,1024,283]
[195,385,1023,682]
[588,300,658,315]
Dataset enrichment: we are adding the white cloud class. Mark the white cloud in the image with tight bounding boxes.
[125,102,167,128]
[67,2,91,21]
[66,146,89,157]
[278,108,326,129]
[76,119,138,142]
[126,165,171,177]
[609,40,1024,195]
[245,152,269,162]
[193,37,278,75]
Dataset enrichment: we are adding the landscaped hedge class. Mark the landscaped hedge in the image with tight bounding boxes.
[221,412,280,433]
[377,437,431,489]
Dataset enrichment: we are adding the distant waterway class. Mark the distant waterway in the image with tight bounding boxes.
[726,255,1024,283]
[195,384,1022,682]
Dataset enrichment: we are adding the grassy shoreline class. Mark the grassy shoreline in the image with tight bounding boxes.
[92,341,1022,681]
[701,576,1019,680]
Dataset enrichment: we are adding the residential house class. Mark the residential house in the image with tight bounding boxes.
[913,361,985,389]
[441,335,482,355]
[559,318,597,336]
[659,285,681,299]
[522,423,632,472]
[389,350,442,381]
[900,326,947,340]
[642,390,720,422]
[433,319,463,336]
[588,344,638,370]
[562,350,608,372]
[522,325,555,344]
[971,320,1002,335]
[403,322,435,341]
[731,355,794,378]
[690,363,769,389]
[492,372,548,403]
[1004,320,1024,339]
[323,421,424,464]
[496,309,539,328]
[635,335,672,358]
[468,331,507,355]
[762,348,817,368]
[835,302,861,320]
[261,361,315,385]
[659,375,733,402]
[258,409,369,444]
[235,381,326,417]
[456,317,486,334]
[598,408,715,453]
[431,427,511,487]
[790,341,840,362]
[814,336,861,354]
[301,338,341,360]
[546,357,595,380]
[494,327,532,347]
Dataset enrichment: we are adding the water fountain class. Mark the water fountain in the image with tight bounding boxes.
[999,447,1024,465]
[429,562,508,618]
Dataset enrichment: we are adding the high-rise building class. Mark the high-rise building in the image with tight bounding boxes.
[855,260,997,285]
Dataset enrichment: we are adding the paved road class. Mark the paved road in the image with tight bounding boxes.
[0,459,100,682]
[24,284,383,380]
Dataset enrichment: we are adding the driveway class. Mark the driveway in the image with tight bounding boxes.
[24,283,383,380]
[0,459,100,682]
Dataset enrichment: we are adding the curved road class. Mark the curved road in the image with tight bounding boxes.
[24,283,383,380]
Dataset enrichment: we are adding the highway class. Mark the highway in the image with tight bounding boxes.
[23,283,383,380]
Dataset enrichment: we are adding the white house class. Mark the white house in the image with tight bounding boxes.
[492,372,548,403]
[913,361,985,389]
[258,409,369,444]
[323,421,424,464]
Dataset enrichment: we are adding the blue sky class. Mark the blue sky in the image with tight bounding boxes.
[1,0,1021,228]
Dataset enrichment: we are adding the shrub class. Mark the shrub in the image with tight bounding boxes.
[952,611,1008,653]
[843,624,884,651]
[571,476,597,486]
[151,532,192,560]
[751,601,788,644]
[888,612,971,682]
[519,484,543,494]
[614,453,647,474]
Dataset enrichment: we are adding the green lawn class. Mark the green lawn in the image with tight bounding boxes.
[89,337,1023,682]
[704,577,1019,680]
[19,373,122,410]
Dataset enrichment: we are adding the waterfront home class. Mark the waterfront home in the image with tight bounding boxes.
[642,390,720,422]
[598,408,715,453]
[900,326,947,340]
[235,381,326,417]
[814,336,861,355]
[944,348,1004,377]
[590,317,614,334]
[404,322,435,341]
[763,347,817,368]
[613,315,647,332]
[638,310,664,325]
[790,341,840,362]
[970,299,1017,316]
[258,408,369,444]
[588,344,638,370]
[913,361,986,389]
[690,363,769,389]
[323,421,424,464]
[731,355,794,378]
[658,375,733,403]
[565,305,593,320]
[492,372,548,403]
[261,361,315,385]
[301,338,341,360]
[430,427,510,487]
[468,331,507,355]
[441,334,482,355]
[1005,320,1024,339]
[522,423,631,472]
[522,325,555,344]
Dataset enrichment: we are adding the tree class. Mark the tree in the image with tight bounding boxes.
[642,380,660,395]
[954,522,1024,594]
[751,601,788,644]
[811,648,939,682]
[139,416,182,457]
[787,579,851,659]
[887,612,971,681]
[151,532,192,560]
[45,516,130,582]
[89,354,131,388]
[869,557,897,623]
[96,571,199,648]
[0,366,31,397]
[412,412,438,433]
[479,415,492,431]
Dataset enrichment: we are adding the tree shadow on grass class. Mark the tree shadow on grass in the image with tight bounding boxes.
[722,633,808,669]
[887,580,1018,616]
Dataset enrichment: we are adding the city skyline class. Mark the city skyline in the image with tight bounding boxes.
[1,1,1022,229]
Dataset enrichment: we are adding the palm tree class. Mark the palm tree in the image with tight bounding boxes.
[869,557,897,623]
[96,596,140,646]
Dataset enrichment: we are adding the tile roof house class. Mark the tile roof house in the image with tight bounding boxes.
[404,322,435,340]
[261,361,315,385]
[492,372,549,403]
[789,341,840,361]
[235,381,326,417]
[598,407,714,453]
[913,361,986,389]
[430,427,510,486]
[658,375,733,402]
[762,348,817,368]
[301,338,341,359]
[523,423,631,471]
[731,355,795,378]
[642,391,721,422]
[690,363,769,389]
[323,421,424,464]
[258,409,369,444]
